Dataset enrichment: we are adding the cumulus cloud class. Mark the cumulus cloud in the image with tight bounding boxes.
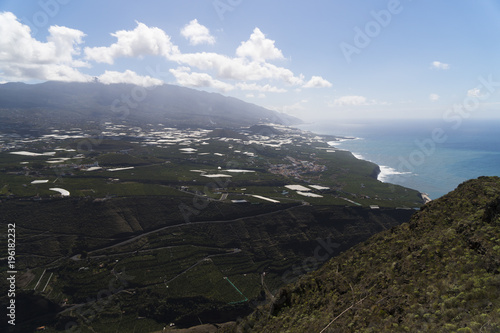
[0,13,331,96]
[172,51,304,84]
[330,95,386,107]
[236,82,286,93]
[98,70,163,87]
[181,19,215,45]
[236,28,284,62]
[2,63,89,83]
[431,61,450,70]
[169,66,234,92]
[84,22,304,86]
[84,21,180,64]
[303,76,332,88]
[0,12,89,82]
[82,22,307,88]
[429,93,440,101]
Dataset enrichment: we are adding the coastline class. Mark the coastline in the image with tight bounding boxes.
[324,138,391,183]
[321,133,428,204]
[298,119,500,201]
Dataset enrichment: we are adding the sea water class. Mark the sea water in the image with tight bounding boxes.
[298,119,500,200]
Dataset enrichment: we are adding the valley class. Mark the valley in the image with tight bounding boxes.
[0,116,422,332]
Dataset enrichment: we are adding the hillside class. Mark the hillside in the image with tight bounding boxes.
[0,81,301,130]
[0,198,415,332]
[235,176,500,332]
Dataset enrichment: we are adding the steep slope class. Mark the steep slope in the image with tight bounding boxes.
[0,197,415,331]
[0,81,301,129]
[236,176,500,332]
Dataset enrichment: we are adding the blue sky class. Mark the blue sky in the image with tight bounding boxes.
[1,0,500,121]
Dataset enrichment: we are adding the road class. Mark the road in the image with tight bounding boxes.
[86,204,300,255]
[164,249,242,285]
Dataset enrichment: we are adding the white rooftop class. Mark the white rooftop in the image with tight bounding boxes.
[285,185,311,191]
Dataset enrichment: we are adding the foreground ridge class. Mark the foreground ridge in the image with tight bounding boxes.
[235,176,500,332]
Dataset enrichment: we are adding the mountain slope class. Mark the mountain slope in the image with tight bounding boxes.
[0,81,301,129]
[0,198,415,332]
[236,176,500,332]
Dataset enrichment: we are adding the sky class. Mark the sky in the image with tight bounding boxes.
[1,0,500,121]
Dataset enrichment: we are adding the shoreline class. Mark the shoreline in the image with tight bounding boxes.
[320,133,428,203]
[324,137,391,183]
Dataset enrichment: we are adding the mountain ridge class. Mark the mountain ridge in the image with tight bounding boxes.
[0,81,302,129]
[233,176,500,332]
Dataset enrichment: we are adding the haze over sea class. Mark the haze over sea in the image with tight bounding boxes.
[299,119,500,200]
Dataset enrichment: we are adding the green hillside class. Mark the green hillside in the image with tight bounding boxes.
[235,176,500,332]
[0,197,415,332]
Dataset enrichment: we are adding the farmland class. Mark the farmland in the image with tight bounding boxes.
[0,122,422,331]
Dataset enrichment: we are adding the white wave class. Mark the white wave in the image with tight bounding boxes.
[378,165,413,182]
[352,153,365,160]
[326,137,362,146]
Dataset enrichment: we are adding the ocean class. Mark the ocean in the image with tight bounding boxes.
[298,119,500,200]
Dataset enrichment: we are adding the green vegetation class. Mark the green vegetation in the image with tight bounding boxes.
[0,195,413,331]
[0,130,423,208]
[235,176,500,332]
[0,119,426,331]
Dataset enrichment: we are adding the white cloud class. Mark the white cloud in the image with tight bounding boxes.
[330,95,386,107]
[169,66,234,92]
[303,76,332,88]
[181,19,215,45]
[84,22,305,87]
[331,95,368,106]
[429,93,440,101]
[236,28,284,62]
[0,14,328,96]
[84,21,180,64]
[236,82,286,93]
[2,63,89,83]
[98,70,163,87]
[0,12,89,82]
[173,27,303,85]
[172,52,304,84]
[467,87,484,98]
[431,61,450,70]
[0,13,85,65]
[268,99,308,115]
